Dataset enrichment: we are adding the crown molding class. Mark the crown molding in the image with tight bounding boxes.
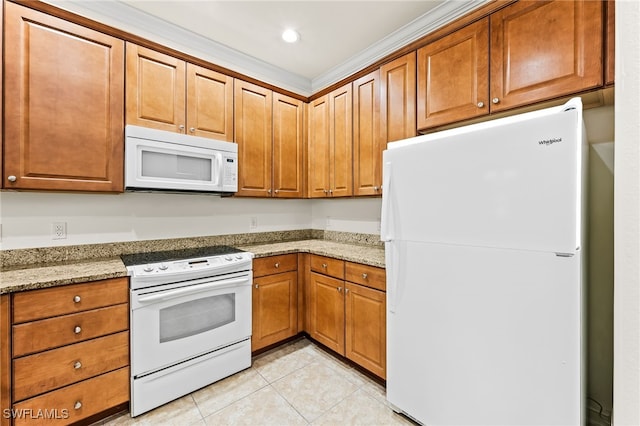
[44,0,487,97]
[311,0,489,93]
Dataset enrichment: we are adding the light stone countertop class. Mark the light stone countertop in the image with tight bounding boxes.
[0,239,385,295]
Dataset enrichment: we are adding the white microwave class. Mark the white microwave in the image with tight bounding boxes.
[125,125,238,195]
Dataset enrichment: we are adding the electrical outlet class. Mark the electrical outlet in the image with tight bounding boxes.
[250,217,258,230]
[52,222,67,240]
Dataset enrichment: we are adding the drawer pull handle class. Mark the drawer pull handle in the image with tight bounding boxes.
[362,273,368,279]
[73,295,81,303]
[322,263,327,268]
[274,262,280,268]
[74,361,82,369]
[74,401,82,410]
[74,326,82,334]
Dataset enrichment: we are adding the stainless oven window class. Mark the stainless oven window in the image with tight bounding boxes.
[141,150,213,181]
[159,293,235,343]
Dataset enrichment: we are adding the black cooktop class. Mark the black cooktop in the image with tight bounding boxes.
[120,245,245,266]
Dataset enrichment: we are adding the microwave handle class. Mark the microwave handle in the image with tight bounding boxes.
[216,154,223,185]
[138,277,249,303]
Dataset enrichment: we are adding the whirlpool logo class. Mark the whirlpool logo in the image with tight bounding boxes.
[538,137,562,146]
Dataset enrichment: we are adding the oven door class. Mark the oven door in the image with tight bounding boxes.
[130,271,251,377]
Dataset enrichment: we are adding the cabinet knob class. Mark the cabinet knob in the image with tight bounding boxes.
[373,186,380,191]
[73,295,81,303]
[345,288,350,294]
[7,175,16,182]
[74,361,82,370]
[322,263,327,268]
[267,189,272,194]
[323,189,328,194]
[254,284,259,289]
[492,97,500,104]
[477,101,485,108]
[362,273,368,279]
[74,326,82,334]
[74,401,82,410]
[337,287,342,293]
[274,262,280,268]
[274,189,279,194]
[178,124,185,132]
[189,127,195,133]
[328,189,333,194]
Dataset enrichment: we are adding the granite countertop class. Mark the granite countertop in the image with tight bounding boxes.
[0,238,385,295]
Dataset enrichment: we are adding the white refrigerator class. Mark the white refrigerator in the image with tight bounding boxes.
[381,98,586,425]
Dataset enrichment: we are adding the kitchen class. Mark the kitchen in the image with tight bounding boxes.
[0,0,638,425]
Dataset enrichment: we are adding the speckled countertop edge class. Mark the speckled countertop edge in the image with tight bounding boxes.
[0,231,385,294]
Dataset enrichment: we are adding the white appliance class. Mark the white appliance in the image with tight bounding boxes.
[381,98,586,425]
[125,125,238,194]
[122,246,253,417]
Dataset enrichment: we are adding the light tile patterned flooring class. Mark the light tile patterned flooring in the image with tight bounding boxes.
[100,338,415,426]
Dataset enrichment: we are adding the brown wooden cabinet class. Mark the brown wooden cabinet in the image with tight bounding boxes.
[252,255,299,351]
[417,0,603,131]
[126,43,233,140]
[353,70,382,196]
[9,278,130,425]
[3,2,125,192]
[417,18,489,130]
[308,84,353,198]
[306,255,386,378]
[605,0,615,86]
[380,51,417,144]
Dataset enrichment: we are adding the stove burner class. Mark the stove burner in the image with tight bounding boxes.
[120,245,244,266]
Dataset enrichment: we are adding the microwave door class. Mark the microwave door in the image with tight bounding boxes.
[131,141,224,191]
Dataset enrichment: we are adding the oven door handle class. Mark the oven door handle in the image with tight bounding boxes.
[137,277,249,303]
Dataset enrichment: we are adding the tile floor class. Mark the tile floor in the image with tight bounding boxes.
[99,338,415,426]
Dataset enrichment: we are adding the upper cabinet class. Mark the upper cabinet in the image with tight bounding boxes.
[417,0,603,131]
[3,2,125,192]
[417,18,489,130]
[380,52,417,144]
[353,70,382,196]
[605,0,615,86]
[126,43,233,141]
[273,93,305,198]
[308,84,353,198]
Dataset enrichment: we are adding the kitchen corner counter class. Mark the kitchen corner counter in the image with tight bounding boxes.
[0,233,385,294]
[0,258,128,295]
[238,239,385,268]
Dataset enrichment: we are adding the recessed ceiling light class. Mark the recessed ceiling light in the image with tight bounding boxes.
[282,29,300,43]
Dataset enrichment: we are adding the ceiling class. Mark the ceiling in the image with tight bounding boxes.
[48,0,486,95]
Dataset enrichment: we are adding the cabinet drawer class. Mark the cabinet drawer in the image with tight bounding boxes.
[13,331,129,402]
[345,263,386,291]
[12,367,129,426]
[13,304,129,357]
[253,254,297,277]
[12,278,129,324]
[310,255,344,279]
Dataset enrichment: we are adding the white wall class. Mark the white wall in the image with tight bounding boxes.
[0,192,312,250]
[614,1,640,424]
[310,198,382,235]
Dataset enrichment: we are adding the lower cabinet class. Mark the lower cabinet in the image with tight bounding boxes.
[252,254,299,352]
[8,278,130,425]
[307,255,387,379]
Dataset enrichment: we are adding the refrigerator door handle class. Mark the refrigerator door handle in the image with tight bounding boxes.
[380,161,394,242]
[385,241,400,313]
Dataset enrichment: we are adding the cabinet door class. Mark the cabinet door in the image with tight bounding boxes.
[329,84,353,197]
[605,0,614,86]
[4,3,124,192]
[308,272,345,354]
[353,70,382,196]
[234,80,273,197]
[380,52,416,144]
[273,93,305,198]
[126,43,186,133]
[490,0,603,112]
[345,283,386,379]
[307,95,331,198]
[252,271,298,352]
[417,18,489,130]
[186,64,233,141]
